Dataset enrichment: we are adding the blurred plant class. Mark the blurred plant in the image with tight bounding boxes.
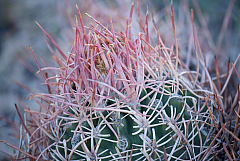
[1,0,240,160]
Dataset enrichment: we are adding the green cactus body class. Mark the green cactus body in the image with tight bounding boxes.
[51,81,215,160]
[27,3,219,161]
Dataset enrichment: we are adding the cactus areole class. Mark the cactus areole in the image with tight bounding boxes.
[27,2,220,161]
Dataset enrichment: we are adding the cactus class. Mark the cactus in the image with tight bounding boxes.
[25,3,219,160]
[3,1,240,161]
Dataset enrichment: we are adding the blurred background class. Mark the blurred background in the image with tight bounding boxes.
[0,0,239,160]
